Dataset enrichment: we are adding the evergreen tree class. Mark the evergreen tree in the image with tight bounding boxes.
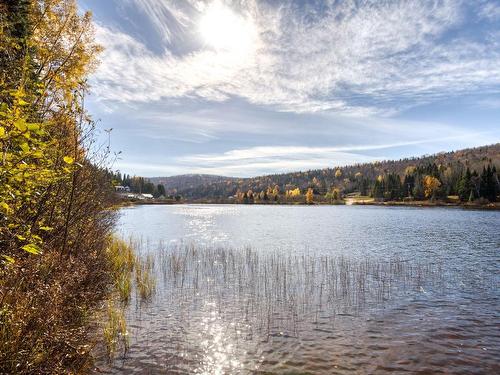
[403,173,415,197]
[479,165,499,202]
[457,168,472,202]
[470,170,480,200]
[492,166,499,202]
[372,177,385,199]
[385,173,403,200]
[412,175,425,200]
[157,184,166,197]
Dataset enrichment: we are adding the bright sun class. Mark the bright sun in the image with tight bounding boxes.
[199,1,257,55]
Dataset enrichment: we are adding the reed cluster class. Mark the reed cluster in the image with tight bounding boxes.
[140,244,444,338]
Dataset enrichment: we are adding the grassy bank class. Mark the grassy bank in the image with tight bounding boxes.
[0,236,156,374]
[0,237,118,373]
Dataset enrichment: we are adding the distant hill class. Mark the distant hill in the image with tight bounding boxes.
[151,144,500,200]
[147,174,237,195]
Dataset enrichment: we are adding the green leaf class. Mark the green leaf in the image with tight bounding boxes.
[22,244,41,255]
[39,226,53,231]
[2,255,15,264]
[20,143,29,153]
[0,126,5,138]
[0,202,12,214]
[14,119,27,132]
[63,156,74,164]
[27,124,40,132]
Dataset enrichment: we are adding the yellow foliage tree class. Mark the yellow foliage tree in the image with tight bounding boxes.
[0,2,127,373]
[1,1,100,258]
[306,188,314,204]
[405,166,416,175]
[423,175,441,200]
[272,185,280,197]
[286,188,301,197]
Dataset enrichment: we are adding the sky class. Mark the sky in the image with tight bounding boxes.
[78,0,500,177]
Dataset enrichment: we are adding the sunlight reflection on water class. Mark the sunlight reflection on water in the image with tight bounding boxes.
[194,302,245,375]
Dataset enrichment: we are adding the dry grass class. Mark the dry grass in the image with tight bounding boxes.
[0,250,112,374]
[0,235,152,374]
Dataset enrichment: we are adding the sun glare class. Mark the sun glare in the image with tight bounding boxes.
[199,1,257,55]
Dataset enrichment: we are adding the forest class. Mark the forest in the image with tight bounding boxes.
[115,144,500,204]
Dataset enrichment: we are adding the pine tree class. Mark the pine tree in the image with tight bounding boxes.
[413,175,425,200]
[372,177,385,199]
[457,168,472,202]
[480,165,499,202]
[403,173,415,197]
[492,166,499,202]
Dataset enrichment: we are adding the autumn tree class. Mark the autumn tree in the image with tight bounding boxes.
[0,2,121,372]
[306,188,314,204]
[1,0,102,257]
[272,185,280,199]
[423,175,441,201]
[326,188,341,202]
[236,189,243,203]
[286,188,301,198]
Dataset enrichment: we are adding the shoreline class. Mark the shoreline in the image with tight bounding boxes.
[121,199,500,210]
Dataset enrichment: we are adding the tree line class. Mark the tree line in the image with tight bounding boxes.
[110,172,182,199]
[371,163,498,202]
[143,144,499,203]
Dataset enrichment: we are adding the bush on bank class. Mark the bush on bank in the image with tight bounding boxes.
[0,1,123,373]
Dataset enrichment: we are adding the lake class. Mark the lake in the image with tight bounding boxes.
[101,204,500,374]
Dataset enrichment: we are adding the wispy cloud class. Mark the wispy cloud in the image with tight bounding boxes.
[91,0,500,115]
[477,0,500,21]
[131,0,192,44]
[116,150,382,177]
[177,132,494,165]
[111,130,497,177]
[86,0,500,177]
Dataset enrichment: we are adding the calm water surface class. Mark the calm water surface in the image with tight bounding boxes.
[102,204,499,374]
